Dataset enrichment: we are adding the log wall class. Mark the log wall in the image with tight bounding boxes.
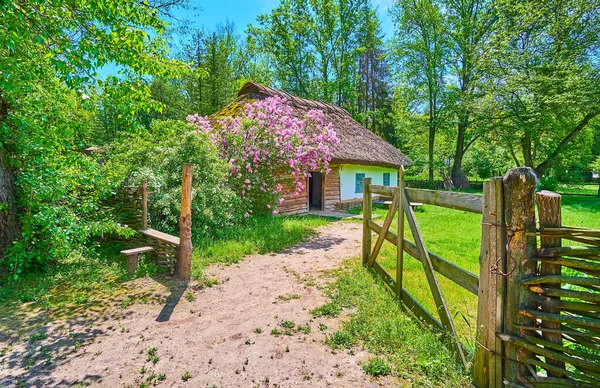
[324,165,341,211]
[278,174,308,215]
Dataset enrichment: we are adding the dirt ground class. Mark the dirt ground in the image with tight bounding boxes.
[0,221,397,387]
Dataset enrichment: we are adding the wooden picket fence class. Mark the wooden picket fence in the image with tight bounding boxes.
[362,167,600,387]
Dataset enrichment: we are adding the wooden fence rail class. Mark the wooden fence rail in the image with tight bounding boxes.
[361,167,600,387]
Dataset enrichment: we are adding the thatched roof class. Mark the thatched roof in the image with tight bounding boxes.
[213,82,412,169]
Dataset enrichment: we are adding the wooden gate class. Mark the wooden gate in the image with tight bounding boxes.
[362,172,486,370]
[362,167,600,386]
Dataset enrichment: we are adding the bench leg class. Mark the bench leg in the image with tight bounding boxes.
[126,254,139,274]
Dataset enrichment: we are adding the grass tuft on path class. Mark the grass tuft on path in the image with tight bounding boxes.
[315,258,470,387]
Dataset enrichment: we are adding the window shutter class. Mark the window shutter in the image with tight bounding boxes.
[383,172,390,186]
[355,173,365,193]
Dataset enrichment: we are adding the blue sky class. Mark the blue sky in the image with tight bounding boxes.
[99,0,395,77]
[178,0,392,36]
[175,0,394,36]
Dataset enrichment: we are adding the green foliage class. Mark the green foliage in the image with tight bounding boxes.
[106,119,242,237]
[538,176,559,192]
[320,258,470,386]
[591,156,600,175]
[183,23,250,116]
[3,84,135,273]
[311,302,342,318]
[391,0,600,182]
[326,330,356,349]
[0,0,188,276]
[248,0,394,135]
[362,357,392,377]
[486,0,600,176]
[0,244,129,308]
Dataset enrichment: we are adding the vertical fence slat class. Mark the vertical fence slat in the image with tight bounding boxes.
[362,177,372,266]
[141,180,148,230]
[536,190,565,375]
[503,167,538,382]
[474,177,505,387]
[396,166,405,296]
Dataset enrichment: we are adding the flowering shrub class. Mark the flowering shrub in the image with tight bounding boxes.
[106,120,242,238]
[187,97,339,214]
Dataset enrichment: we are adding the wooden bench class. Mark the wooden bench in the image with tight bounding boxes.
[411,202,424,210]
[121,246,155,274]
[382,201,423,210]
[140,228,180,246]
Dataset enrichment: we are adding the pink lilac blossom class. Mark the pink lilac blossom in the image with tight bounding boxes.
[187,97,339,213]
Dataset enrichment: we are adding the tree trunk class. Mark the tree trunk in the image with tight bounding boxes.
[521,131,534,169]
[428,121,435,183]
[0,150,20,259]
[0,95,20,259]
[451,122,470,189]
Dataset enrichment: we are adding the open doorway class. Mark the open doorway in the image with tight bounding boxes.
[308,172,323,210]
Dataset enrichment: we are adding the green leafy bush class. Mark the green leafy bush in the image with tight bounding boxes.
[2,86,134,276]
[538,176,559,192]
[106,119,242,238]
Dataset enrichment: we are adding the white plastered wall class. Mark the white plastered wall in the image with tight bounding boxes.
[339,164,398,200]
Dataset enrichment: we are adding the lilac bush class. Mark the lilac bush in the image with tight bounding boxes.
[187,96,338,214]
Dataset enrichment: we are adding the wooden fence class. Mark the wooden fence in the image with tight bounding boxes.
[362,167,600,386]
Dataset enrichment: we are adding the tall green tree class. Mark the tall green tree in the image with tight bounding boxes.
[356,6,394,140]
[488,0,600,177]
[445,0,495,188]
[0,0,186,274]
[184,22,245,115]
[248,0,391,124]
[391,0,449,183]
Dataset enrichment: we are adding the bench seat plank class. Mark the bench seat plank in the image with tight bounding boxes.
[140,228,180,246]
[121,246,155,256]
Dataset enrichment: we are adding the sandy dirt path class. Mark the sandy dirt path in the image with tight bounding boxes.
[0,221,397,387]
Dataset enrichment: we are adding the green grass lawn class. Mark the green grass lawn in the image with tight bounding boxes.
[348,191,600,348]
[557,183,599,196]
[313,258,471,386]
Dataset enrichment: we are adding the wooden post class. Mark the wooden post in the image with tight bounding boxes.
[395,166,405,296]
[362,177,372,266]
[141,180,148,230]
[127,254,139,274]
[175,164,193,280]
[536,190,565,375]
[503,167,537,382]
[474,177,505,388]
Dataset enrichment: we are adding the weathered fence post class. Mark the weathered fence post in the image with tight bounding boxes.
[141,180,148,230]
[503,167,537,382]
[474,177,505,388]
[395,167,405,296]
[362,177,372,265]
[536,190,565,374]
[175,164,193,280]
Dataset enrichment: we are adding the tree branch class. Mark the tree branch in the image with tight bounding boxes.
[535,110,600,175]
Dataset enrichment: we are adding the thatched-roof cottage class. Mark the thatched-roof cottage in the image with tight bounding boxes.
[214,82,412,214]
